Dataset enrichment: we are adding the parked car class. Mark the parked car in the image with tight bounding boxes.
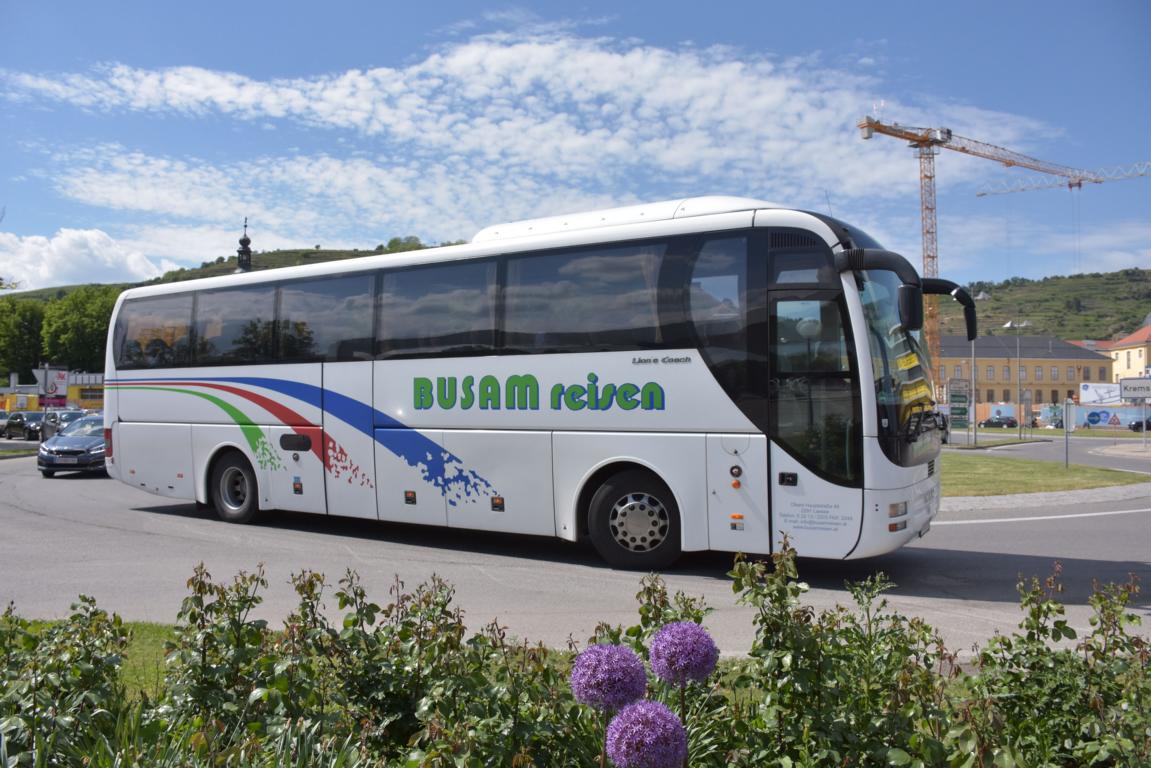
[1130,416,1151,432]
[42,409,85,439]
[979,415,1018,429]
[3,411,46,440]
[37,415,106,477]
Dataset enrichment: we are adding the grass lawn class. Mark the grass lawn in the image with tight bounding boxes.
[122,622,178,700]
[0,450,39,459]
[940,452,1149,497]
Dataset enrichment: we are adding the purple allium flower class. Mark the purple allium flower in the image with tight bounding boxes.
[606,700,687,768]
[569,644,647,711]
[649,621,719,686]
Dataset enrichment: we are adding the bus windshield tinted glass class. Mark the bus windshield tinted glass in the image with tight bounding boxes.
[859,270,937,465]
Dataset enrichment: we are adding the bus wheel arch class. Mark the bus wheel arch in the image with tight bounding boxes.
[207,448,260,524]
[583,464,682,570]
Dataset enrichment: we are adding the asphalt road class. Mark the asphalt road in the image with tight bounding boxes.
[1,453,1149,657]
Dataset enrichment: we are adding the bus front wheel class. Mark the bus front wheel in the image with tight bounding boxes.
[588,469,681,570]
[210,452,259,524]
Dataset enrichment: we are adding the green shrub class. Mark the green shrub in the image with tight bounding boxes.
[1,548,1147,766]
[0,596,129,764]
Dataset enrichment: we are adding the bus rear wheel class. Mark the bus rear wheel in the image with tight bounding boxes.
[210,452,259,524]
[588,469,681,570]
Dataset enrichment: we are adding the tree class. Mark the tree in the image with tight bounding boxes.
[41,285,123,371]
[386,236,424,253]
[0,298,44,381]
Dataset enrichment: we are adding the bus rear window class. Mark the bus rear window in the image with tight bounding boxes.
[114,294,194,369]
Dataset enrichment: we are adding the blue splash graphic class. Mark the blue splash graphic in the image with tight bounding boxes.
[112,375,498,504]
[382,430,496,507]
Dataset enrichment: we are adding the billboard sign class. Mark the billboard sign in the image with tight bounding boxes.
[1079,382,1121,405]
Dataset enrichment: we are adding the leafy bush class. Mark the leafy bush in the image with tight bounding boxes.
[0,547,1147,766]
[0,596,129,764]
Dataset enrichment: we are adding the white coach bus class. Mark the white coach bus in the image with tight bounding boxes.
[103,197,976,568]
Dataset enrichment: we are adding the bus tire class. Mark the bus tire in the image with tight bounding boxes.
[210,452,259,524]
[588,469,681,570]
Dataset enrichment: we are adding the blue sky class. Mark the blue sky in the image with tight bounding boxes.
[2,1,1148,292]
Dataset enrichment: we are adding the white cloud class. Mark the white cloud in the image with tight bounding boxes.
[4,30,1098,288]
[4,33,1048,208]
[46,144,627,249]
[0,229,175,291]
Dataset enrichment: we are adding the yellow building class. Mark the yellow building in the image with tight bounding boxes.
[1107,317,1151,382]
[938,334,1112,411]
[2,374,104,412]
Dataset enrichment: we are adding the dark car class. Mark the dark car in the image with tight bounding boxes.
[1130,417,1151,433]
[979,415,1018,428]
[3,411,46,440]
[42,410,85,439]
[37,415,106,477]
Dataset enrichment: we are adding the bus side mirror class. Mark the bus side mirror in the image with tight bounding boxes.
[898,284,923,332]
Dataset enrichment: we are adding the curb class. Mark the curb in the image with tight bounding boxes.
[942,481,1151,513]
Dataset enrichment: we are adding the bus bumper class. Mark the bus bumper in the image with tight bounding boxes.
[850,475,939,559]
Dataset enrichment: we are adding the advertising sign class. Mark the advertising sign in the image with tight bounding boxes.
[1079,383,1121,405]
[33,368,69,408]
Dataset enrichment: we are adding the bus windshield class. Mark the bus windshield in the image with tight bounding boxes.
[859,269,938,465]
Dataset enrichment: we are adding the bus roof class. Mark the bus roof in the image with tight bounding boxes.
[471,196,782,243]
[116,196,794,302]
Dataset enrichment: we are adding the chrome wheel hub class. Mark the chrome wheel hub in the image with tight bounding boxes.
[608,492,669,552]
[221,467,249,512]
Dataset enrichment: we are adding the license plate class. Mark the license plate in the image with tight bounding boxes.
[918,520,931,537]
[56,457,78,464]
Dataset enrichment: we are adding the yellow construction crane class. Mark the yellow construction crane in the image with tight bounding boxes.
[857,115,1105,360]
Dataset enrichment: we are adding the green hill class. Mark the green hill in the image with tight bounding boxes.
[9,249,1151,342]
[938,268,1151,340]
[5,237,452,301]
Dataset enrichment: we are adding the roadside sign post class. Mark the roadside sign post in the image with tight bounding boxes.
[1020,389,1033,439]
[1119,378,1151,451]
[1064,398,1073,468]
[948,377,970,444]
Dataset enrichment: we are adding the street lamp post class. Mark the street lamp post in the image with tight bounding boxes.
[1003,319,1030,439]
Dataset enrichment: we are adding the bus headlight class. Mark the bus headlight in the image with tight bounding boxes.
[888,501,908,518]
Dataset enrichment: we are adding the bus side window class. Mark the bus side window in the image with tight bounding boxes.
[194,286,276,365]
[689,237,749,390]
[279,275,374,362]
[377,261,496,358]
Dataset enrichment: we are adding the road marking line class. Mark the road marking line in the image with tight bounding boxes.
[935,507,1151,526]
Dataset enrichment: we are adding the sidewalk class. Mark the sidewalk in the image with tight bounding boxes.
[1089,441,1151,460]
[942,480,1151,513]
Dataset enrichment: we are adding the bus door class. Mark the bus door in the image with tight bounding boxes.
[322,361,379,520]
[252,364,326,516]
[766,292,864,558]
